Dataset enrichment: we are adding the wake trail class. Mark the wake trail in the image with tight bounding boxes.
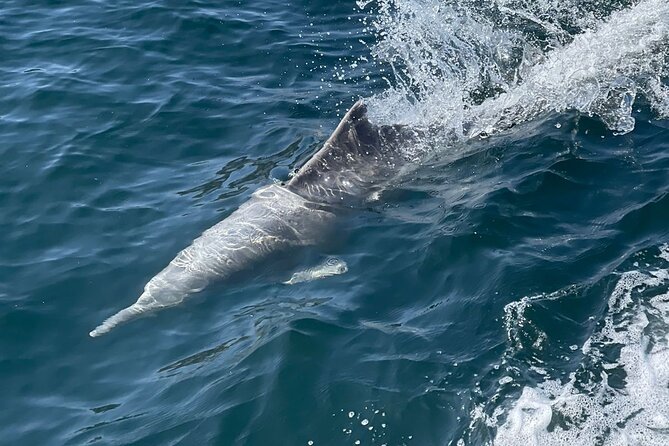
[361,0,669,144]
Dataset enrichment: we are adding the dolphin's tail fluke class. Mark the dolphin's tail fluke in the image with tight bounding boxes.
[89,302,146,337]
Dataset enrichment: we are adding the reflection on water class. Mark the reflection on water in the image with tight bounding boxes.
[159,296,333,376]
[158,336,251,374]
[178,138,310,202]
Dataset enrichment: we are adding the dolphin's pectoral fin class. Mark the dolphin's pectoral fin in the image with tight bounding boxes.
[283,274,305,285]
[282,257,348,285]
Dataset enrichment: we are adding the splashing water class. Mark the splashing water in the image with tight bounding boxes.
[360,0,669,139]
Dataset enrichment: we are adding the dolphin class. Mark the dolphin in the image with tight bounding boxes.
[89,101,416,337]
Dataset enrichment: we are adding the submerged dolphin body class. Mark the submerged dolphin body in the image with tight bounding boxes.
[90,101,413,337]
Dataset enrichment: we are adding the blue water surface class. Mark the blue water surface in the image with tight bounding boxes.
[2,1,669,445]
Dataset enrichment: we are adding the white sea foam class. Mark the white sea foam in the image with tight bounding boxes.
[491,245,669,445]
[362,0,669,139]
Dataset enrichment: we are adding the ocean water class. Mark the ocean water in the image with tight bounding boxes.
[2,0,669,445]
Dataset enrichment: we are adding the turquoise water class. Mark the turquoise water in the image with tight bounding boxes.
[2,1,669,444]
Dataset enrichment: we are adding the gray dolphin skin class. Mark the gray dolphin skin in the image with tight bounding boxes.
[90,101,413,337]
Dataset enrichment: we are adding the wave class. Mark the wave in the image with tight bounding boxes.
[457,244,669,445]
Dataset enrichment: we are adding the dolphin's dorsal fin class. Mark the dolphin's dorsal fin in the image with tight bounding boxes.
[287,100,417,203]
[288,100,371,182]
[346,99,368,121]
[287,100,385,194]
